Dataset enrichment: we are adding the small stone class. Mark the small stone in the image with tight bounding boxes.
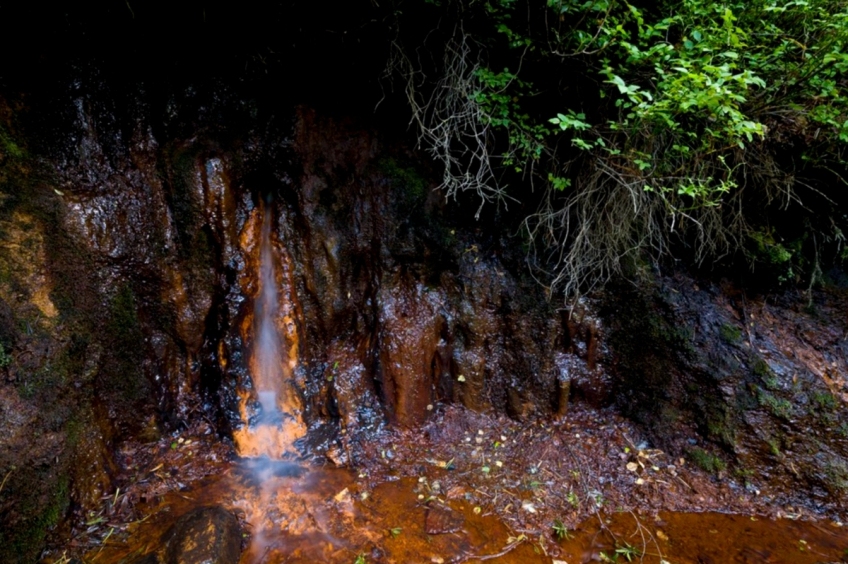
[425,505,464,534]
[521,501,536,513]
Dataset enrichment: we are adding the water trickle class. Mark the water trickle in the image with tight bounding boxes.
[233,203,306,460]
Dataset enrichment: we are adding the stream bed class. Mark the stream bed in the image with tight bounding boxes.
[49,405,847,564]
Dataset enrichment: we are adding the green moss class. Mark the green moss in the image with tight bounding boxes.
[688,447,726,474]
[823,458,848,493]
[0,472,70,563]
[719,323,742,343]
[765,436,781,456]
[751,358,780,390]
[102,284,149,407]
[108,284,141,342]
[379,156,428,204]
[811,390,838,412]
[757,388,793,420]
[751,357,769,377]
[65,416,85,448]
[706,414,736,449]
[747,229,808,286]
[0,126,25,161]
[0,342,10,367]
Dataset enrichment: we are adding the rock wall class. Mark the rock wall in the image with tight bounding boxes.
[0,83,602,561]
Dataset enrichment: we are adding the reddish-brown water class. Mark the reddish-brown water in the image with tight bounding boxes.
[65,413,847,564]
[78,460,848,564]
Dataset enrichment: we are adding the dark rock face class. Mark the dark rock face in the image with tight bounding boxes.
[160,506,242,564]
[602,276,848,512]
[40,93,600,443]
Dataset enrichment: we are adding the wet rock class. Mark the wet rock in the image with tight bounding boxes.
[378,276,444,427]
[424,504,464,534]
[160,506,242,564]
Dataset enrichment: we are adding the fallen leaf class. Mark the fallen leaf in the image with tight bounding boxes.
[334,488,351,503]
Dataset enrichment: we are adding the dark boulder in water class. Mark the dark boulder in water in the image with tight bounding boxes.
[160,506,242,564]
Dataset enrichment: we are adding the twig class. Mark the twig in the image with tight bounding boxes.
[467,537,526,561]
[0,469,13,495]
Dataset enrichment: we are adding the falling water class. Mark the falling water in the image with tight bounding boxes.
[233,202,306,460]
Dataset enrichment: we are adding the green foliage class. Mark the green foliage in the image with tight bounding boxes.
[544,0,848,199]
[565,489,579,508]
[472,68,549,170]
[398,0,848,294]
[766,435,781,456]
[552,518,571,540]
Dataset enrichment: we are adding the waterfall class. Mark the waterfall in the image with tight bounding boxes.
[233,202,306,460]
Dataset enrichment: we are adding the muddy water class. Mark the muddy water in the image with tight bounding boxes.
[84,454,847,564]
[558,511,848,564]
[85,462,541,563]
